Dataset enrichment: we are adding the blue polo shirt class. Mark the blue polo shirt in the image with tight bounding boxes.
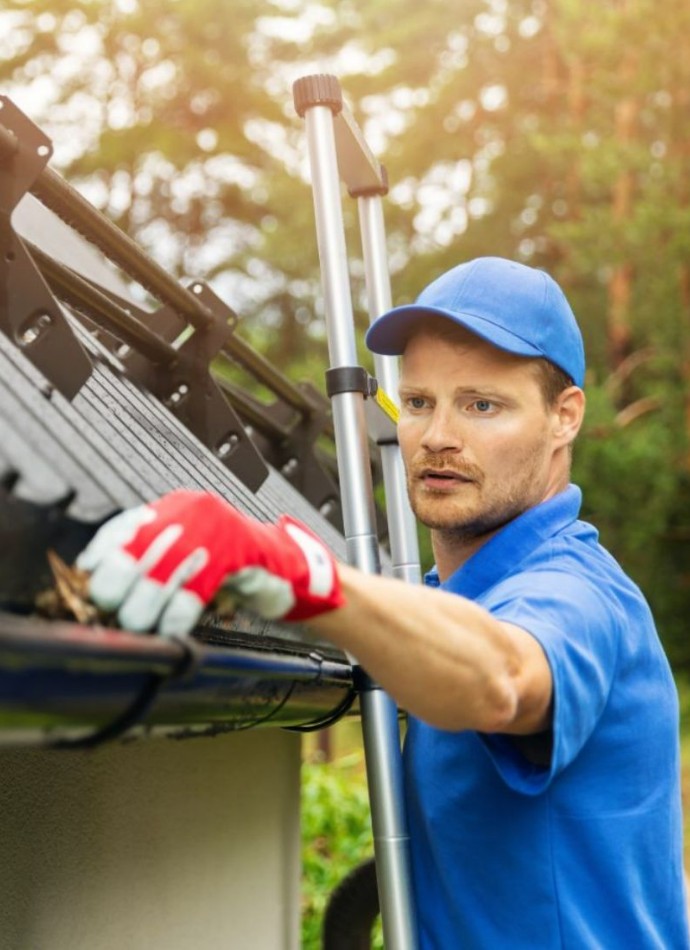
[404,485,688,948]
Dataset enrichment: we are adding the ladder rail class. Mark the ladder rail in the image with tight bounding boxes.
[357,193,422,586]
[295,74,419,950]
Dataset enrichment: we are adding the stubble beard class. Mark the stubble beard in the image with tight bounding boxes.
[409,484,526,545]
[407,448,548,545]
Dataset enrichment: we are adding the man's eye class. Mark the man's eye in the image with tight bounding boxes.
[473,399,494,413]
[407,396,427,409]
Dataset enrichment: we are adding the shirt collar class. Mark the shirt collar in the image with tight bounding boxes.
[424,484,583,599]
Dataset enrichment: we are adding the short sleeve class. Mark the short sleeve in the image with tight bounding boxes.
[478,569,622,795]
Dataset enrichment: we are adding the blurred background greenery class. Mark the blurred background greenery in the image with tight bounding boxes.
[3,1,690,943]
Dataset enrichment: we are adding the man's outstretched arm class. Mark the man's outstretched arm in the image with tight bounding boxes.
[78,490,552,735]
[306,562,552,735]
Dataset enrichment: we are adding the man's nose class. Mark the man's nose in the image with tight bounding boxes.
[421,408,463,454]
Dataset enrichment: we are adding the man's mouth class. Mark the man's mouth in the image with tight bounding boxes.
[419,468,476,489]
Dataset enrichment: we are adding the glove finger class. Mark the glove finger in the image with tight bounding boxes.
[87,523,184,613]
[150,536,236,603]
[117,575,170,633]
[158,588,206,638]
[221,568,296,620]
[118,546,209,633]
[76,505,156,572]
[88,549,141,612]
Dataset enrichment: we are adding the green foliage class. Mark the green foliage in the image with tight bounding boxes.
[301,753,381,949]
[676,674,690,737]
[573,371,690,666]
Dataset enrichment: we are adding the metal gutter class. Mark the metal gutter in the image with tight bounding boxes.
[0,611,355,747]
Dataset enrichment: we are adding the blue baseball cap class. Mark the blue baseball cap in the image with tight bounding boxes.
[365,257,585,387]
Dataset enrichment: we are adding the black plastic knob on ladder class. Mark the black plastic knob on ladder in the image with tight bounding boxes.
[293,74,343,117]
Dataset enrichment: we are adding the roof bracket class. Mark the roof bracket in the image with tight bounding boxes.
[0,97,92,399]
[125,280,270,493]
[261,380,343,529]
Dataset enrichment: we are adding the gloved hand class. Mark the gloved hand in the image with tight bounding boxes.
[76,490,344,636]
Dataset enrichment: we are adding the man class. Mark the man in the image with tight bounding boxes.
[78,257,688,947]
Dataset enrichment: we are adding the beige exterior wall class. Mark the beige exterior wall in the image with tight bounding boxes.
[0,730,302,950]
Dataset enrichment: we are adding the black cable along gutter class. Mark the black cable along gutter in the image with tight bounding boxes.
[0,611,355,747]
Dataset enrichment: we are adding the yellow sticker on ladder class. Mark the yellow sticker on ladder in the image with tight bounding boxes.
[375,387,399,424]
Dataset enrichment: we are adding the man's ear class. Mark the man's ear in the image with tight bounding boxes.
[553,386,585,447]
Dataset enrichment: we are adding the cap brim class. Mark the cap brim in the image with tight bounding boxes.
[365,304,545,360]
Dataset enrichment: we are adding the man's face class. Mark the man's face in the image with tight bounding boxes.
[397,326,560,543]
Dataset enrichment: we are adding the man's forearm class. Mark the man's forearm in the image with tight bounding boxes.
[305,563,552,734]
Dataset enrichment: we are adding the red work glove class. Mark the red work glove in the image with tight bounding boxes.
[76,490,344,636]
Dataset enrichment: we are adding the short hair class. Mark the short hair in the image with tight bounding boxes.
[531,358,575,407]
